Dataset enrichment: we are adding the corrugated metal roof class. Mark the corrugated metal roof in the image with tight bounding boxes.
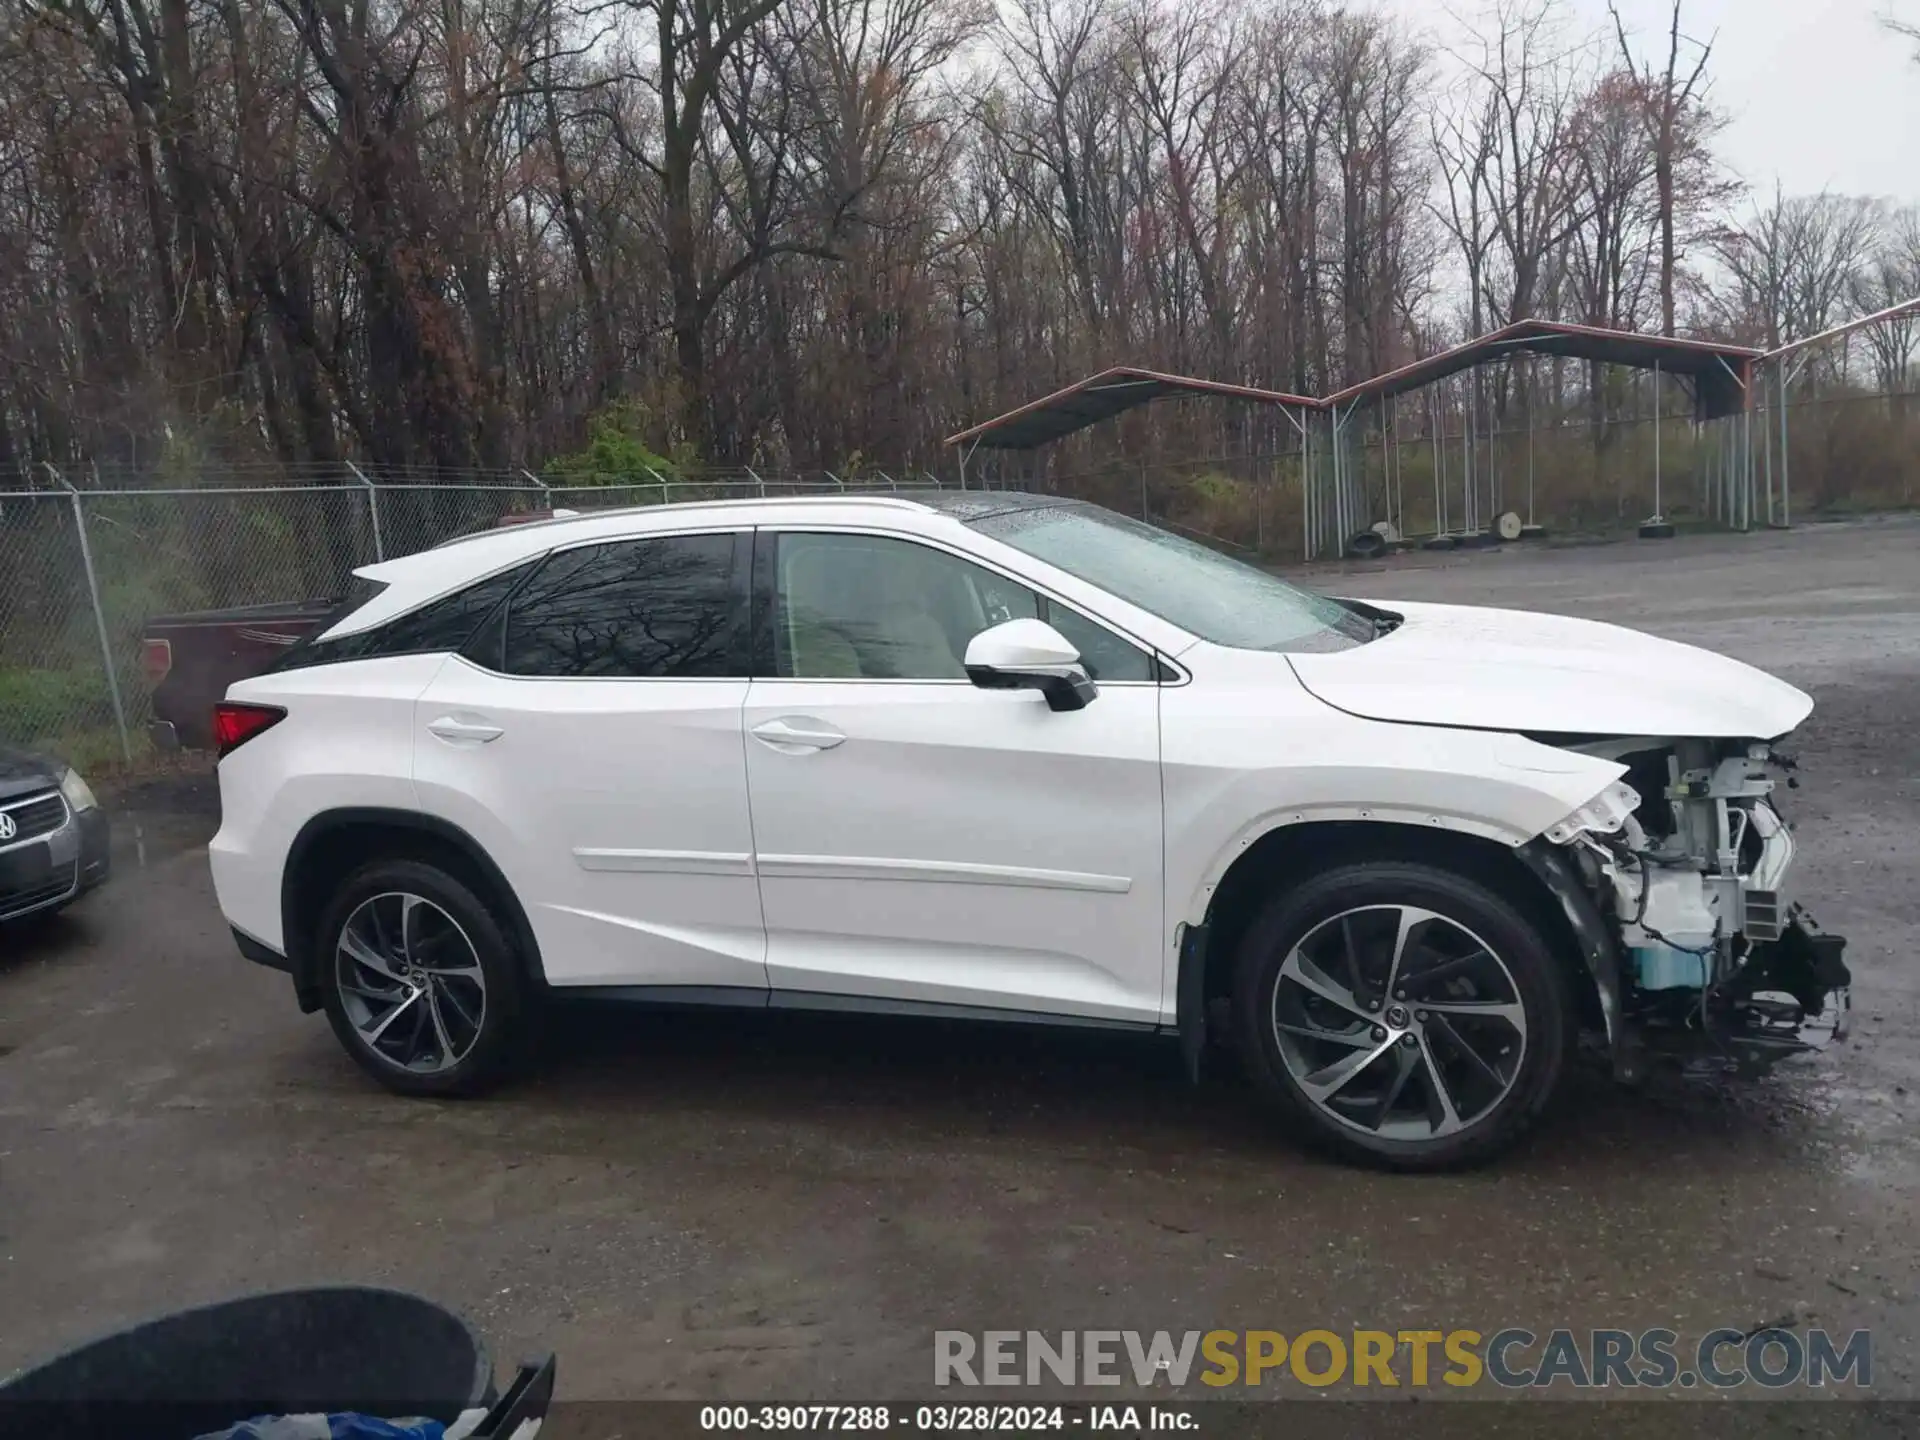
[945,367,1318,452]
[945,322,1768,449]
[1321,319,1762,419]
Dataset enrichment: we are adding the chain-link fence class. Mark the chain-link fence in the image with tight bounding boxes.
[1033,387,1920,560]
[0,469,951,771]
[4,407,1915,772]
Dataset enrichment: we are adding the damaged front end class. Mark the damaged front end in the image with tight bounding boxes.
[1521,737,1850,1082]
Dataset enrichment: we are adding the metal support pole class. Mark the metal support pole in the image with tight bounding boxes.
[1301,424,1312,561]
[347,461,385,561]
[1745,402,1756,532]
[52,468,133,764]
[1652,359,1663,522]
[1759,365,1773,525]
[1141,461,1149,521]
[1387,396,1402,537]
[1328,415,1341,548]
[1434,389,1447,537]
[1451,384,1466,537]
[1778,362,1791,527]
[1526,358,1536,527]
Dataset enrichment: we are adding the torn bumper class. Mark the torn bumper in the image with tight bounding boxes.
[1519,839,1850,1081]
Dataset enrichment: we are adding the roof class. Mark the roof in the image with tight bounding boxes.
[908,490,1077,521]
[944,322,1770,447]
[430,492,941,551]
[1321,319,1764,420]
[944,367,1319,452]
[347,494,958,636]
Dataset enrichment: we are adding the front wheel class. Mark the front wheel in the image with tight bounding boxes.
[1233,861,1571,1170]
[317,858,526,1097]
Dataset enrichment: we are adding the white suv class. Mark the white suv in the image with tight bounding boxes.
[210,493,1849,1168]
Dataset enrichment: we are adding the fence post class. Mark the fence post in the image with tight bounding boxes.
[51,468,134,764]
[348,461,386,560]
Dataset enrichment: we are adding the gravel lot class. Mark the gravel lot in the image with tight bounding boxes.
[2,516,1916,1427]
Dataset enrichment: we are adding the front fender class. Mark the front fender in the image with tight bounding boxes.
[1162,678,1626,929]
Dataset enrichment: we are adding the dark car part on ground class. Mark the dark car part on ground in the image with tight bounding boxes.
[0,1283,555,1440]
[0,747,110,925]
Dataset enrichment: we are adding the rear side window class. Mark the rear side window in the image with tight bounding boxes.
[271,564,531,673]
[495,533,744,679]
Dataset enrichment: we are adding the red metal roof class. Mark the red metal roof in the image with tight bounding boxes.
[945,321,1769,449]
[1321,319,1763,419]
[944,366,1319,452]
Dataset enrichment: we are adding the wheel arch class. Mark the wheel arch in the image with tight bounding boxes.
[281,807,546,1010]
[1182,818,1605,1048]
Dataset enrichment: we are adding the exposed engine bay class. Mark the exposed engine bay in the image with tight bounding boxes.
[1528,736,1851,1080]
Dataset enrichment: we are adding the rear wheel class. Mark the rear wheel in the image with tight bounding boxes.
[317,858,525,1096]
[1233,861,1570,1170]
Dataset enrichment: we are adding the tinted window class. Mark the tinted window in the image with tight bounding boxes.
[501,533,742,678]
[774,533,1038,680]
[271,566,528,673]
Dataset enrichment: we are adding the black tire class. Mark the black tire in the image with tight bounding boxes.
[1232,861,1571,1171]
[316,858,527,1097]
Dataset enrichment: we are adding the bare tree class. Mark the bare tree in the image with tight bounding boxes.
[1704,188,1881,354]
[1608,0,1716,337]
[1851,205,1920,397]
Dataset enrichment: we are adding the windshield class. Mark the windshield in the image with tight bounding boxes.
[969,502,1375,653]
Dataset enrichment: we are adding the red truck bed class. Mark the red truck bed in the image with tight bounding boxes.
[144,598,343,749]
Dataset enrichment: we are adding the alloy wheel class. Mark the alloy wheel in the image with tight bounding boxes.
[334,892,487,1073]
[1270,904,1527,1140]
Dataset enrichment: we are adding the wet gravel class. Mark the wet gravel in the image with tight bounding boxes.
[0,516,1916,1422]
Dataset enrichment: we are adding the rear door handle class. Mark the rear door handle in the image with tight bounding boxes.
[751,716,846,753]
[428,715,505,744]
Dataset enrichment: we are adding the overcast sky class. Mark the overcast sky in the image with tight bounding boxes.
[1380,0,1920,211]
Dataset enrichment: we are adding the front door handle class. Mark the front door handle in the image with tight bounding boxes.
[428,715,505,744]
[751,716,846,753]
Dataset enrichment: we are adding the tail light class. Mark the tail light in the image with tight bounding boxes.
[142,637,173,685]
[212,702,286,757]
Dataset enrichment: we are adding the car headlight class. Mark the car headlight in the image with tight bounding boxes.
[59,766,99,814]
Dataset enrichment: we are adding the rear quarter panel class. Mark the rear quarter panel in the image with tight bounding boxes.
[208,654,449,949]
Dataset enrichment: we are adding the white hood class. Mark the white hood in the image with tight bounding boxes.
[1286,599,1814,740]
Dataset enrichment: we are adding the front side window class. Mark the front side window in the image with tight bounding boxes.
[498,533,743,679]
[773,532,1034,680]
[970,501,1375,653]
[770,532,1156,682]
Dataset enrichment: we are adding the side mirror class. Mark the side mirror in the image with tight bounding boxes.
[963,618,1098,712]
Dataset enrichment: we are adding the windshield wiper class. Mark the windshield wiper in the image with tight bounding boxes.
[1332,596,1404,638]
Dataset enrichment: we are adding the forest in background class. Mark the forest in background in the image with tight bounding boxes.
[1,0,1918,486]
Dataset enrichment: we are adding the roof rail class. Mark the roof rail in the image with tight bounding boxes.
[429,491,939,550]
